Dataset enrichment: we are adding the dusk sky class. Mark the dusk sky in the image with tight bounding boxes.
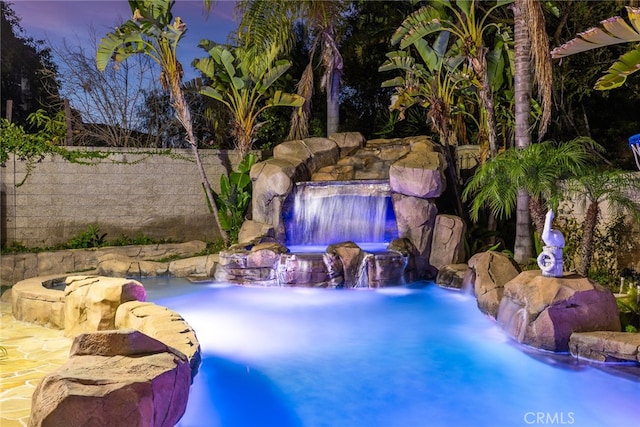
[9,0,240,80]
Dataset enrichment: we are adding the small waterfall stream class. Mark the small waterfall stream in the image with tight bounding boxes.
[219,180,407,288]
[275,180,404,287]
[284,180,398,250]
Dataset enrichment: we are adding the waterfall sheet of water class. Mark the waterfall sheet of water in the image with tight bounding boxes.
[285,181,398,248]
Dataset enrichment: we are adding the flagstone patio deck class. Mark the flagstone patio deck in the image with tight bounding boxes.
[0,301,71,427]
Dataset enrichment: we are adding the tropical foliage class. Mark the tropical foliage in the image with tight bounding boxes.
[214,153,257,244]
[5,0,640,267]
[387,0,514,160]
[192,41,304,157]
[551,6,640,90]
[235,0,347,138]
[462,137,601,236]
[0,109,66,177]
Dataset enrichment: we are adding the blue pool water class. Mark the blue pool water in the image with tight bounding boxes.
[146,280,639,427]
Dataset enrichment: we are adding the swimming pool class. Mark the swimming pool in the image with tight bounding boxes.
[147,279,639,427]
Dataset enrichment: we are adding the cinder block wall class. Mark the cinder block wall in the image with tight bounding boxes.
[1,148,261,248]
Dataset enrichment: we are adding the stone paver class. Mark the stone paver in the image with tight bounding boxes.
[0,301,72,427]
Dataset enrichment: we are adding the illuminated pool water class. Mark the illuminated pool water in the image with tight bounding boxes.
[147,280,639,427]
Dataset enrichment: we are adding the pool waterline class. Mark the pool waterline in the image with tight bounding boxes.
[144,279,639,427]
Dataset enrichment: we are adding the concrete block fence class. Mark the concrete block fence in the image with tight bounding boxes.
[1,147,265,248]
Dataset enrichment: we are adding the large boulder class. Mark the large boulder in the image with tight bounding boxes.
[63,275,146,337]
[168,255,217,278]
[389,151,447,198]
[497,270,621,352]
[329,132,364,157]
[116,302,202,375]
[391,195,438,254]
[301,137,341,172]
[250,158,309,238]
[366,138,412,162]
[435,264,469,290]
[312,164,355,181]
[367,252,408,288]
[273,138,340,175]
[214,243,288,286]
[237,220,275,244]
[247,242,288,268]
[276,252,343,288]
[388,238,420,283]
[467,251,521,319]
[391,194,438,278]
[28,329,190,427]
[429,214,466,270]
[273,139,313,174]
[406,135,439,153]
[327,242,367,288]
[391,193,438,279]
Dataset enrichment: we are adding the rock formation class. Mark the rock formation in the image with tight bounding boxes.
[63,276,146,337]
[28,329,190,427]
[467,251,521,319]
[230,133,464,287]
[497,270,621,352]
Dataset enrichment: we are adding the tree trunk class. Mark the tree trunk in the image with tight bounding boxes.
[6,99,12,122]
[515,188,532,263]
[326,37,342,137]
[473,52,498,159]
[528,196,547,238]
[578,202,599,276]
[326,73,340,136]
[64,99,73,145]
[173,85,229,243]
[512,0,534,264]
[440,131,466,221]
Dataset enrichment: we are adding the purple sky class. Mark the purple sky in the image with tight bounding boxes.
[10,0,239,79]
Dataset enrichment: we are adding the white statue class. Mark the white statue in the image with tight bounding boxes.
[536,210,565,277]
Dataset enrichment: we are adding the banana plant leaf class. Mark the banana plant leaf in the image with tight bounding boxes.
[266,91,305,107]
[551,6,640,90]
[594,47,640,90]
[96,28,147,71]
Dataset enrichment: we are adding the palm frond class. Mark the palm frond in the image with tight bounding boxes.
[287,60,314,140]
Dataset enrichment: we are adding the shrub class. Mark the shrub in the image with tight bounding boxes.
[66,225,107,249]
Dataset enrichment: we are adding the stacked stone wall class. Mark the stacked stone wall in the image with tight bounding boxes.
[1,148,261,248]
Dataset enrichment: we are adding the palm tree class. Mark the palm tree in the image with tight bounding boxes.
[96,0,228,242]
[235,0,346,138]
[462,138,600,251]
[510,0,554,263]
[564,169,640,276]
[192,41,304,158]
